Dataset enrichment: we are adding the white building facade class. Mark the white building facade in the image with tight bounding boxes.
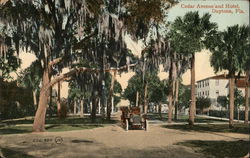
[196,74,246,110]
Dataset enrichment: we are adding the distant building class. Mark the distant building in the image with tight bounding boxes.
[196,74,247,110]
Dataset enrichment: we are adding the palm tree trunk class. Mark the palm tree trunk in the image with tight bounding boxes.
[33,68,50,132]
[244,70,249,124]
[189,54,196,125]
[144,81,148,113]
[229,75,235,128]
[174,80,179,120]
[57,81,61,117]
[107,71,116,120]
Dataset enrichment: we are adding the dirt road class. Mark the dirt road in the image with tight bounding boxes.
[0,121,249,158]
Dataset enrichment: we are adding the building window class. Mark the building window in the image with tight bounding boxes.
[216,90,219,96]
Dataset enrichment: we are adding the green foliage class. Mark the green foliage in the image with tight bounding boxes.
[123,0,176,40]
[178,84,191,109]
[123,74,143,105]
[217,89,244,109]
[209,110,250,121]
[123,73,167,105]
[169,11,217,56]
[166,123,250,134]
[148,78,167,104]
[196,96,211,113]
[217,96,228,109]
[207,25,250,75]
[0,48,20,80]
[233,88,244,108]
[59,99,68,119]
[17,60,41,89]
[0,79,34,120]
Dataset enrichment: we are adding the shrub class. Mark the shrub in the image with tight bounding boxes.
[59,99,68,119]
[209,110,250,120]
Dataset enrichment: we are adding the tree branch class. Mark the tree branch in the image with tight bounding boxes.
[48,57,63,67]
[45,63,137,90]
[73,29,98,50]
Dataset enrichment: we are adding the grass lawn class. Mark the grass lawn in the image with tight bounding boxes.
[1,116,117,125]
[163,123,250,134]
[0,124,103,135]
[147,113,227,123]
[176,140,249,158]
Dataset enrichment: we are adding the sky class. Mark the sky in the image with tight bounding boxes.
[16,0,249,98]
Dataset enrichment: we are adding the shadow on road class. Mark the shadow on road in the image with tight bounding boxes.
[176,140,249,158]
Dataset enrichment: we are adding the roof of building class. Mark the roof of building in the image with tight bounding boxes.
[197,74,246,82]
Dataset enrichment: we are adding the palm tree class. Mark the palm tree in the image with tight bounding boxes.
[237,25,250,124]
[207,25,249,127]
[169,12,217,125]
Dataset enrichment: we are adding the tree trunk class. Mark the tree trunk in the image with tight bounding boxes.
[107,71,116,120]
[91,96,98,123]
[144,82,148,113]
[57,81,61,117]
[244,70,249,124]
[237,106,240,122]
[80,99,84,117]
[98,99,101,114]
[229,75,235,128]
[74,100,77,115]
[174,80,179,120]
[32,90,37,109]
[136,91,139,107]
[158,103,162,120]
[90,101,92,113]
[168,79,175,123]
[111,96,114,113]
[168,57,176,123]
[48,86,53,117]
[168,90,173,123]
[32,68,50,132]
[189,54,196,126]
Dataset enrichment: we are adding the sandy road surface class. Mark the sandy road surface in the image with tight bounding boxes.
[0,113,249,158]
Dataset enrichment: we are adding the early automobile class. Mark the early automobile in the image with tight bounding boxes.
[120,106,148,131]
